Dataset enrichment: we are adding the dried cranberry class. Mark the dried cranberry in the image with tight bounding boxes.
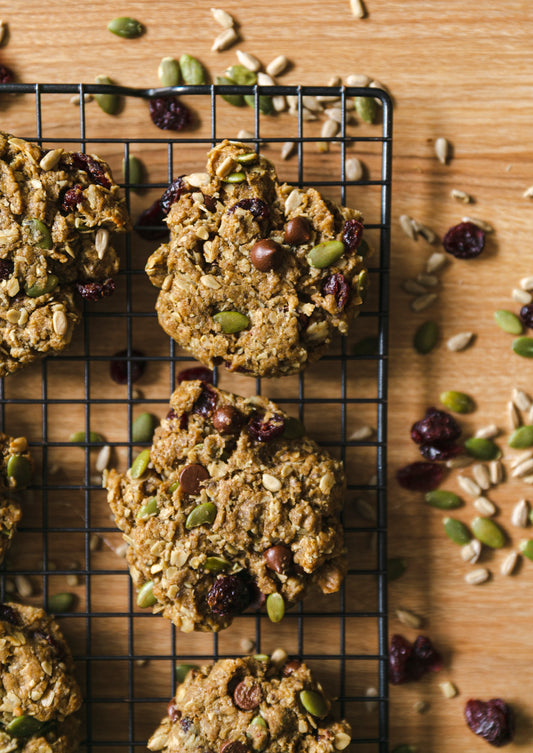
[110,349,146,385]
[419,443,462,461]
[207,575,251,616]
[177,366,213,385]
[192,384,218,417]
[0,65,14,84]
[136,200,167,240]
[411,635,443,674]
[322,273,350,311]
[520,303,533,329]
[0,604,20,625]
[179,414,189,430]
[229,199,270,222]
[71,152,111,189]
[179,716,193,732]
[396,461,445,492]
[443,221,485,259]
[465,699,514,747]
[248,412,285,442]
[167,700,181,722]
[149,96,191,131]
[76,277,116,301]
[389,633,442,685]
[342,219,364,251]
[160,176,188,215]
[0,259,14,281]
[411,407,461,445]
[61,185,84,213]
[32,630,67,662]
[166,409,178,420]
[203,194,217,212]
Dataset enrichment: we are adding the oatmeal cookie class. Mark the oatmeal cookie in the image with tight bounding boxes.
[145,139,370,377]
[0,131,130,376]
[106,380,347,632]
[0,432,32,563]
[148,654,352,753]
[0,602,82,752]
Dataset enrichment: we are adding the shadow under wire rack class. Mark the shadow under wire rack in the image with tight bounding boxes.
[0,83,392,752]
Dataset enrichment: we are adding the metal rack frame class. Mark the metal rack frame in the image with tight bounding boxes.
[0,83,391,752]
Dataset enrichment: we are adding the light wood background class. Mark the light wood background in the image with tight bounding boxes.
[2,0,533,751]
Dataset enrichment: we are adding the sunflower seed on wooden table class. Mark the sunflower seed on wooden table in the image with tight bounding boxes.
[426,251,448,274]
[457,475,481,497]
[257,72,275,86]
[461,539,482,564]
[476,424,499,439]
[520,276,533,291]
[416,273,439,287]
[272,95,286,112]
[346,73,371,86]
[489,459,503,484]
[411,293,437,312]
[464,567,490,585]
[511,458,533,478]
[446,332,474,352]
[414,700,430,714]
[509,449,533,469]
[349,0,366,18]
[395,608,423,629]
[399,214,417,240]
[523,186,533,199]
[236,49,261,72]
[365,687,379,712]
[440,681,458,699]
[349,425,373,440]
[450,188,472,203]
[500,551,519,576]
[402,279,428,295]
[511,498,530,528]
[321,119,339,139]
[345,157,363,181]
[212,27,238,51]
[280,141,295,160]
[266,55,289,77]
[473,496,496,516]
[211,7,235,29]
[412,220,437,244]
[512,388,532,411]
[472,463,491,490]
[435,136,450,164]
[512,288,532,304]
[15,574,33,598]
[461,216,494,232]
[446,455,472,469]
[0,20,7,47]
[507,400,521,430]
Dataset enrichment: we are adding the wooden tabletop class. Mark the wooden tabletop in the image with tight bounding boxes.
[3,0,533,751]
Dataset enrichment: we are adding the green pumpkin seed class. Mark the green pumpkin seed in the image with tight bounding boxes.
[175,663,198,683]
[413,320,438,355]
[354,95,378,124]
[464,437,501,461]
[282,416,306,439]
[130,448,151,479]
[308,240,345,269]
[508,425,533,449]
[168,480,180,494]
[266,592,285,623]
[443,517,471,545]
[204,556,231,572]
[439,390,475,414]
[47,592,76,613]
[356,269,369,301]
[185,502,217,529]
[132,412,157,444]
[249,716,267,728]
[69,430,104,443]
[425,489,463,510]
[513,336,533,358]
[358,238,371,258]
[299,689,328,719]
[179,54,207,85]
[519,539,533,561]
[107,16,144,38]
[471,516,506,549]
[244,93,274,115]
[391,746,417,753]
[25,273,59,297]
[214,311,250,333]
[94,75,120,115]
[226,64,257,85]
[6,715,47,738]
[137,497,158,519]
[122,155,143,190]
[494,309,523,335]
[353,335,379,356]
[23,218,52,250]
[253,654,270,662]
[215,76,245,106]
[222,171,246,183]
[158,57,180,87]
[388,557,407,581]
[236,152,258,164]
[6,455,32,488]
[137,580,157,608]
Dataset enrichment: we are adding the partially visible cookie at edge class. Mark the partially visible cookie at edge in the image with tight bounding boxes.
[0,432,32,563]
[0,602,82,752]
[105,379,347,632]
[145,139,371,377]
[0,131,130,376]
[148,654,352,753]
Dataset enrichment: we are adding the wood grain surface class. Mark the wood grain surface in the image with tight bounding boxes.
[2,1,533,751]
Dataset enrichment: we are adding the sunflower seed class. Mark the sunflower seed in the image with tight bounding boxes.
[412,220,437,244]
[15,574,33,598]
[96,445,112,472]
[475,424,499,439]
[522,474,533,484]
[212,27,238,51]
[262,473,281,492]
[325,107,344,123]
[39,148,64,171]
[500,551,519,576]
[489,459,503,484]
[473,496,496,516]
[414,700,430,714]
[457,475,481,497]
[511,458,533,478]
[472,464,491,491]
[523,186,533,199]
[450,188,472,203]
[512,288,532,304]
[395,608,423,629]
[236,49,261,72]
[257,72,275,86]
[426,251,448,274]
[511,498,530,528]
[349,425,373,440]
[508,400,521,430]
[266,55,288,77]
[440,681,458,699]
[300,108,318,121]
[346,73,371,86]
[321,119,338,139]
[186,172,210,187]
[513,388,532,411]
[350,0,366,18]
[0,20,7,47]
[461,216,493,233]
[95,227,109,259]
[237,129,254,140]
[447,332,474,352]
[211,7,235,28]
[529,405,533,425]
[364,687,379,712]
[520,276,533,291]
[446,455,473,469]
[369,79,388,96]
[411,293,437,312]
[70,93,94,105]
[416,273,439,287]
[346,157,363,181]
[464,567,490,585]
[354,497,377,522]
[461,539,482,564]
[509,449,533,468]
[272,95,286,112]
[402,279,428,295]
[52,310,68,336]
[6,277,19,297]
[301,95,322,112]
[435,137,450,164]
[281,141,295,160]
[399,214,417,240]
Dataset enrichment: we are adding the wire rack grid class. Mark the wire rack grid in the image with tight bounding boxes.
[0,82,391,752]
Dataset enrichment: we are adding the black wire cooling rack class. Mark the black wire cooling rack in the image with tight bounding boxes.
[0,83,391,752]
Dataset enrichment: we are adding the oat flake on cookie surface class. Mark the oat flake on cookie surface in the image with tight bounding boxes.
[145,139,371,378]
[106,380,347,632]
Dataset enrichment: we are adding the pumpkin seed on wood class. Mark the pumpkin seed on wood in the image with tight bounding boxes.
[214,311,250,333]
[130,449,151,479]
[299,689,328,718]
[308,240,344,269]
[266,592,285,623]
[413,320,438,355]
[69,431,104,443]
[185,502,217,529]
[520,539,533,561]
[47,592,76,613]
[158,57,180,87]
[107,16,144,38]
[443,517,471,545]
[494,309,523,335]
[388,557,407,581]
[122,155,143,192]
[137,580,157,608]
[440,390,475,414]
[244,93,274,115]
[179,54,207,85]
[175,663,198,683]
[216,76,245,106]
[425,490,463,510]
[508,425,533,449]
[94,74,120,115]
[354,95,378,124]
[132,412,157,443]
[6,455,32,488]
[464,437,500,461]
[471,516,505,549]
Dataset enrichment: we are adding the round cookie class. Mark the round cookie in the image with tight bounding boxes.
[0,602,82,752]
[145,139,370,377]
[0,131,130,376]
[147,654,352,753]
[0,432,33,563]
[106,380,347,632]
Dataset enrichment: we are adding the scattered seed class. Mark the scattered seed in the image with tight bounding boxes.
[47,592,76,613]
[388,557,407,581]
[345,157,363,181]
[211,7,235,28]
[240,637,256,653]
[237,129,254,140]
[350,0,366,17]
[403,279,428,295]
[281,141,295,160]
[107,16,144,38]
[257,71,275,87]
[66,574,79,587]
[461,216,493,233]
[443,517,471,545]
[461,539,482,564]
[426,251,448,274]
[513,336,533,358]
[440,681,458,699]
[523,186,533,199]
[513,388,532,412]
[464,567,490,585]
[489,459,503,484]
[473,496,496,516]
[364,687,379,712]
[507,400,522,430]
[272,95,286,112]
[89,533,101,552]
[95,445,111,473]
[416,273,439,287]
[346,73,371,86]
[440,390,475,414]
[321,119,338,139]
[14,574,33,598]
[508,425,533,449]
[354,497,377,522]
[395,608,423,629]
[457,475,481,497]
[446,332,474,352]
[446,455,473,469]
[520,276,533,291]
[512,288,532,305]
[413,700,430,714]
[212,27,238,51]
[465,438,500,461]
[509,449,533,468]
[399,214,417,240]
[411,293,437,312]
[500,551,519,576]
[511,499,530,528]
[476,424,499,439]
[0,20,7,47]
[236,49,261,72]
[412,221,438,244]
[349,425,373,440]
[511,457,533,478]
[70,93,94,106]
[450,188,472,203]
[425,490,463,510]
[266,54,289,77]
[158,57,180,87]
[435,136,450,164]
[494,309,523,335]
[354,95,378,123]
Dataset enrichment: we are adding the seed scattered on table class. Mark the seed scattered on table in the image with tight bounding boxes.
[349,425,373,440]
[500,551,519,576]
[464,567,490,585]
[461,216,494,233]
[450,188,472,203]
[345,157,363,181]
[211,7,235,29]
[461,539,482,564]
[457,475,481,497]
[411,293,437,312]
[364,687,379,712]
[511,498,530,528]
[14,574,33,598]
[473,496,496,516]
[280,141,295,160]
[435,136,450,164]
[399,214,417,240]
[476,424,499,439]
[395,607,423,629]
[489,459,503,484]
[349,0,366,18]
[426,251,448,274]
[511,457,533,478]
[512,288,532,305]
[472,463,491,490]
[440,680,458,698]
[236,49,261,72]
[447,332,474,352]
[212,27,238,51]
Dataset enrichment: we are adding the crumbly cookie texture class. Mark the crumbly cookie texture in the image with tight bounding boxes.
[106,380,347,632]
[0,602,82,752]
[145,139,370,378]
[148,655,352,753]
[0,432,33,563]
[0,131,130,376]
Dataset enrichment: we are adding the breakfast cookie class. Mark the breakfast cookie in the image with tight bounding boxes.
[148,654,352,753]
[145,139,370,377]
[0,432,32,563]
[0,131,130,376]
[106,380,347,632]
[0,602,82,752]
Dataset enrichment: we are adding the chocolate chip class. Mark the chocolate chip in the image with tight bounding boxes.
[233,679,263,710]
[212,405,243,434]
[282,659,302,676]
[167,700,181,722]
[250,239,284,272]
[0,604,20,626]
[284,217,312,245]
[179,464,209,495]
[0,260,14,282]
[220,742,249,753]
[263,545,293,574]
